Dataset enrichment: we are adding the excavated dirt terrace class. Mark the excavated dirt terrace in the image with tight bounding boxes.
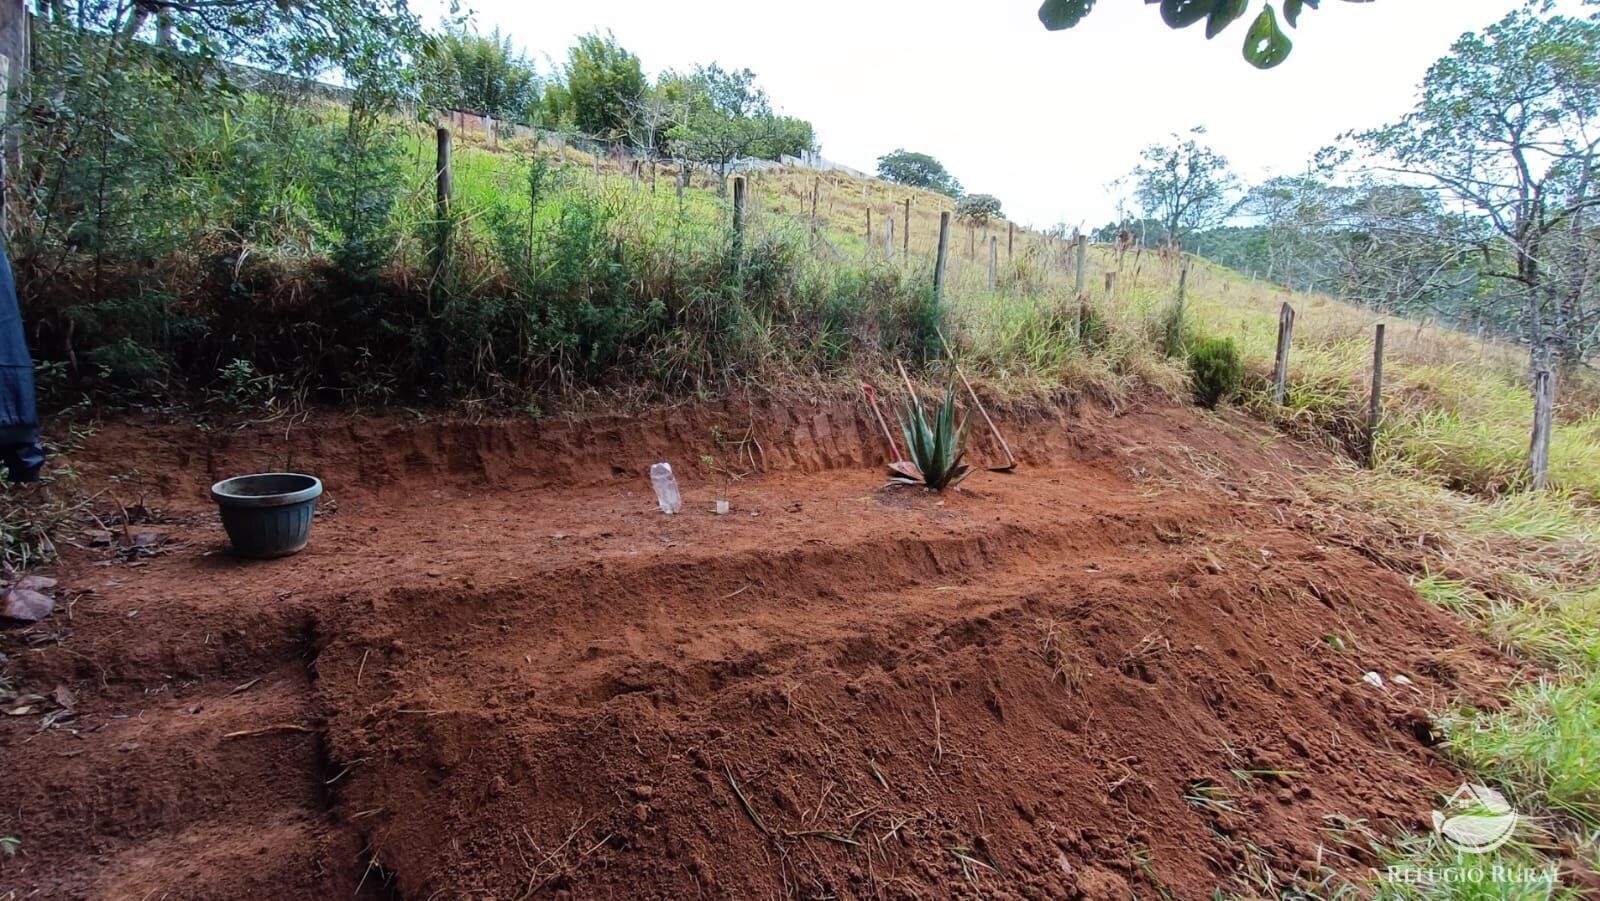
[0,395,1517,899]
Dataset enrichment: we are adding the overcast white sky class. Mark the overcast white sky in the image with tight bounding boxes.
[424,1,1579,228]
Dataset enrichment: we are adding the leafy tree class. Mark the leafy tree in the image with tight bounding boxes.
[1037,0,1365,69]
[625,90,677,155]
[683,63,766,118]
[1198,179,1481,324]
[1235,174,1332,293]
[665,64,764,179]
[1131,128,1239,246]
[1092,217,1168,248]
[1356,7,1600,366]
[1326,183,1480,322]
[753,116,816,160]
[421,28,539,122]
[955,194,1004,226]
[565,31,645,137]
[45,0,428,79]
[665,64,814,182]
[537,81,575,128]
[876,150,963,198]
[18,0,424,282]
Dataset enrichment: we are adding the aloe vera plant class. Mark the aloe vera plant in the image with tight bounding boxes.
[896,385,972,491]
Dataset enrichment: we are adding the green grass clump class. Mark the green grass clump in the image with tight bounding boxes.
[1189,336,1243,409]
[1442,673,1600,831]
[1413,574,1600,673]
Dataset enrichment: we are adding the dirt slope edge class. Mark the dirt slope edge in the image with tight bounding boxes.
[2,395,1511,899]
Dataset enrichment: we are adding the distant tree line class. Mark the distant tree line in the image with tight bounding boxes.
[1095,4,1600,371]
[421,28,816,174]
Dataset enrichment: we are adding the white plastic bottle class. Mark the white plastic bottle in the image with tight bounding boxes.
[650,462,682,514]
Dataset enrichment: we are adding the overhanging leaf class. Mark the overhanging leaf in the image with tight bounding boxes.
[1160,0,1215,30]
[1206,0,1250,40]
[1243,4,1294,69]
[1038,0,1094,31]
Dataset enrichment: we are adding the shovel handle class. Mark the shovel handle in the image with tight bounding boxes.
[937,330,1016,471]
[861,383,902,461]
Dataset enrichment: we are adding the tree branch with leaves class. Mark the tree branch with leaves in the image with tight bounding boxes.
[1038,0,1374,69]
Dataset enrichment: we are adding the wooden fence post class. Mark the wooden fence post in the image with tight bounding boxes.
[435,126,452,214]
[968,224,975,259]
[1367,323,1385,467]
[886,216,895,259]
[1176,259,1189,318]
[1530,367,1555,491]
[1074,236,1088,297]
[731,176,746,264]
[988,236,998,291]
[676,163,687,205]
[433,126,453,276]
[1104,271,1117,298]
[934,211,952,305]
[1007,222,1014,262]
[1272,302,1296,405]
[811,177,819,223]
[866,207,872,249]
[902,198,910,259]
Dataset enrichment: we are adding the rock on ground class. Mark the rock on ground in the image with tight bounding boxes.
[2,587,55,622]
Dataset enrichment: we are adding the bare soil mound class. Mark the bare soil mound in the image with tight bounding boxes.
[1,396,1511,898]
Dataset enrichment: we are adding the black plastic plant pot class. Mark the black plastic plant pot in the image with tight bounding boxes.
[210,473,323,559]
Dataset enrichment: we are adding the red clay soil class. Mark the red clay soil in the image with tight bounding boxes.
[0,395,1518,899]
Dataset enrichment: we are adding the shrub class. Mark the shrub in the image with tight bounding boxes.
[885,281,945,364]
[1189,337,1243,409]
[313,115,406,281]
[955,193,1003,226]
[218,359,279,408]
[475,172,669,388]
[63,294,203,398]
